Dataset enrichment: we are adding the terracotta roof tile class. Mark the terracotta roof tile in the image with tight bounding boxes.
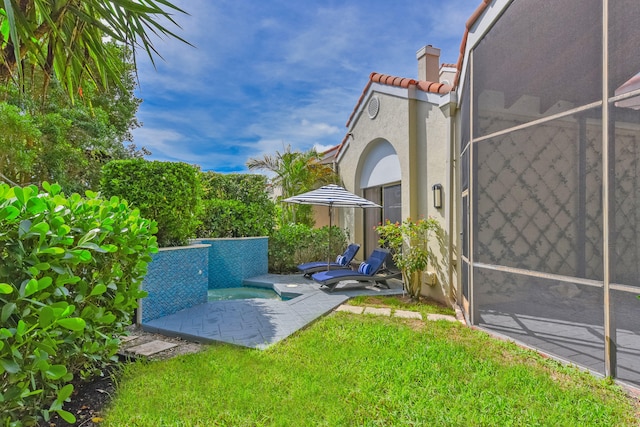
[332,72,454,158]
[346,72,452,128]
[415,80,450,93]
[320,144,339,156]
[453,0,491,88]
[334,0,487,160]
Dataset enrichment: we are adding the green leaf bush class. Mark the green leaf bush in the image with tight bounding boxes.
[268,224,348,273]
[376,218,439,298]
[101,160,201,247]
[0,182,158,425]
[197,172,274,238]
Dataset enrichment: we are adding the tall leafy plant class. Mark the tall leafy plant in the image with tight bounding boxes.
[268,224,348,273]
[246,146,339,226]
[0,44,146,192]
[376,218,440,298]
[0,0,189,101]
[0,103,41,185]
[0,182,157,425]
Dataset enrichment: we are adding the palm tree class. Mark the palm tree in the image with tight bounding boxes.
[247,145,338,225]
[0,1,190,100]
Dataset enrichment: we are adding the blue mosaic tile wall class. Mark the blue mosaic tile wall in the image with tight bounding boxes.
[198,237,268,289]
[140,245,209,323]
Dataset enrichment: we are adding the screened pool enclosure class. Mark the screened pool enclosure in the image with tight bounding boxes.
[458,0,640,387]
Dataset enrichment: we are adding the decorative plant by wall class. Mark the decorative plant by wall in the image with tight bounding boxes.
[376,218,440,299]
[268,223,348,273]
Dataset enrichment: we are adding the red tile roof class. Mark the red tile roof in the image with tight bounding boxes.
[331,72,452,158]
[453,0,492,88]
[320,144,339,156]
[346,72,452,127]
[332,0,488,160]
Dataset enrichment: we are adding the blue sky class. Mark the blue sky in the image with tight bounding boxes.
[131,0,478,173]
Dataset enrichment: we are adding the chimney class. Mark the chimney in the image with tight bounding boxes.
[416,45,440,82]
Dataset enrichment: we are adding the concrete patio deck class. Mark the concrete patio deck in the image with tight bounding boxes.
[141,273,405,349]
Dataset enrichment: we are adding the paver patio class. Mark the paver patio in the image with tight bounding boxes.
[141,274,405,349]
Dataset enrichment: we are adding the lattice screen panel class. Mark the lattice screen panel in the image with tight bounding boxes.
[613,131,640,287]
[475,113,604,281]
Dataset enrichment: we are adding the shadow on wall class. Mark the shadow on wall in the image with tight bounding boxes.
[424,221,454,305]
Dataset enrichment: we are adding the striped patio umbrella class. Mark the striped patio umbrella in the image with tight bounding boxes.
[283,184,382,268]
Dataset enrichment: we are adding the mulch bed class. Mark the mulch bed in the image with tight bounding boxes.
[39,327,206,426]
[39,365,119,427]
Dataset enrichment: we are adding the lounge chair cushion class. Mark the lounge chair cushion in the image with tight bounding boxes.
[358,262,372,275]
[311,248,393,291]
[297,243,361,276]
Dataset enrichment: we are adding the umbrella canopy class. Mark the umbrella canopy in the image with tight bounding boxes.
[283,184,381,269]
[283,184,382,209]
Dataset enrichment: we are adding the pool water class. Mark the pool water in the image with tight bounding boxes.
[207,287,282,301]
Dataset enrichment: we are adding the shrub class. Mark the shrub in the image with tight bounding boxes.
[197,172,274,238]
[100,159,201,247]
[0,182,157,425]
[268,224,348,273]
[376,218,439,298]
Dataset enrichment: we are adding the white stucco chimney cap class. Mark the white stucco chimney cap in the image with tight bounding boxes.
[416,45,441,58]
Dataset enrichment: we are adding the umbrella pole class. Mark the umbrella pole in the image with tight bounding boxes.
[327,205,332,270]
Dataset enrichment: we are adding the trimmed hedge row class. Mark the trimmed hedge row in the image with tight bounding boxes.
[101,163,275,246]
[197,172,274,238]
[268,223,348,273]
[0,183,157,425]
[101,160,202,247]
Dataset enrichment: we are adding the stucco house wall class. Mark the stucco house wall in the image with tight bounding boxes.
[335,70,456,304]
[423,96,458,303]
[339,90,411,210]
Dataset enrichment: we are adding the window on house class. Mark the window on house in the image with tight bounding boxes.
[363,184,401,259]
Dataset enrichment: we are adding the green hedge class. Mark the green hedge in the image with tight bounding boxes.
[0,182,157,425]
[268,224,348,273]
[197,172,274,238]
[101,160,201,247]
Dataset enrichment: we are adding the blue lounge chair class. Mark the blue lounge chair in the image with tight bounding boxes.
[297,243,361,277]
[311,248,399,291]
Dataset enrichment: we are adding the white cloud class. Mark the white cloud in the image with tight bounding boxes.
[133,128,186,158]
[131,0,479,173]
[136,107,225,139]
[283,6,361,67]
[313,143,335,153]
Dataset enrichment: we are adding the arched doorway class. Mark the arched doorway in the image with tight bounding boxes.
[358,140,402,257]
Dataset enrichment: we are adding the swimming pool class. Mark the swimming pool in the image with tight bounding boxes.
[207,286,283,301]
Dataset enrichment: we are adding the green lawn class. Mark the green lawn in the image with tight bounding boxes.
[104,297,638,426]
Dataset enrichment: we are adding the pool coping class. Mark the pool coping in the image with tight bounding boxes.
[141,273,405,349]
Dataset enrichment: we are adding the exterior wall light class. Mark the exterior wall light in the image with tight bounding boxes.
[432,184,443,209]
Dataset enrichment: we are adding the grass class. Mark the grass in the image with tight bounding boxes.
[349,294,456,316]
[104,297,638,426]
